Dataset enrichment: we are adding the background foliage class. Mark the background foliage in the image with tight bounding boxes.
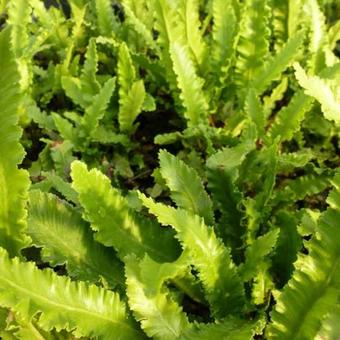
[0,0,339,338]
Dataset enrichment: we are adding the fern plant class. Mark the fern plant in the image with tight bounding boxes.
[0,0,339,338]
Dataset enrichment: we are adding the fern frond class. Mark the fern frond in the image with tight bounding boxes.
[0,248,143,339]
[125,253,191,339]
[245,89,265,138]
[170,41,209,126]
[272,172,331,205]
[253,31,305,94]
[211,0,238,83]
[267,173,340,339]
[70,161,180,262]
[80,38,101,99]
[122,2,159,53]
[81,77,116,137]
[27,190,124,289]
[61,76,88,109]
[95,0,119,37]
[118,43,146,132]
[181,317,261,339]
[240,229,279,282]
[178,0,206,68]
[266,91,313,143]
[294,63,340,126]
[159,150,214,225]
[206,141,254,248]
[235,0,271,88]
[0,28,30,256]
[7,0,30,57]
[139,194,245,318]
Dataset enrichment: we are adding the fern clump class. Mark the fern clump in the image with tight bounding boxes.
[0,0,339,338]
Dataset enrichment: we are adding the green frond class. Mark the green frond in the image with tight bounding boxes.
[328,21,340,50]
[81,77,116,136]
[305,0,327,71]
[27,190,124,289]
[211,0,238,83]
[119,79,146,133]
[170,41,209,126]
[245,89,265,138]
[278,149,314,173]
[180,317,261,339]
[206,140,254,248]
[270,0,288,50]
[0,248,143,339]
[178,0,206,68]
[7,0,30,57]
[266,91,313,144]
[267,174,340,339]
[235,0,271,88]
[253,31,305,94]
[80,38,101,99]
[0,28,30,256]
[125,254,191,339]
[159,150,214,225]
[272,172,331,205]
[61,76,88,109]
[51,113,77,145]
[240,229,279,282]
[70,161,180,262]
[122,2,159,53]
[139,193,245,318]
[294,63,340,126]
[95,0,119,37]
[118,43,146,132]
[263,77,288,117]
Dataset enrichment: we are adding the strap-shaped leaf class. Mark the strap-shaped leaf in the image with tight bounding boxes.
[159,150,214,225]
[245,89,265,138]
[95,0,119,37]
[0,28,30,256]
[0,248,143,339]
[206,141,254,249]
[81,77,116,137]
[267,173,340,339]
[80,38,101,99]
[211,0,238,83]
[170,41,209,126]
[178,0,206,68]
[139,194,245,318]
[181,317,260,339]
[71,161,180,262]
[27,190,124,289]
[235,0,270,88]
[122,2,159,53]
[125,253,191,339]
[239,229,279,281]
[294,63,340,126]
[266,91,313,144]
[252,31,305,94]
[118,43,146,132]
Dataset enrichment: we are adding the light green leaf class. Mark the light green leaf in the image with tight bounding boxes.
[170,42,209,126]
[81,77,116,136]
[139,194,245,318]
[159,150,214,225]
[294,63,340,126]
[27,190,124,289]
[125,253,191,339]
[0,248,143,339]
[253,31,305,94]
[71,161,180,262]
[0,28,30,256]
[268,174,340,339]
